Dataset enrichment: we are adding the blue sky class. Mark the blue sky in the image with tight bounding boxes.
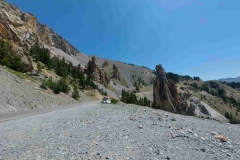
[6,0,240,80]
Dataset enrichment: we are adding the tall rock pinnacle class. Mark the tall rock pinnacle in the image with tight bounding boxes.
[152,64,179,112]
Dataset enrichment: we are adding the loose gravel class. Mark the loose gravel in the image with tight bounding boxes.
[0,67,95,114]
[0,102,240,160]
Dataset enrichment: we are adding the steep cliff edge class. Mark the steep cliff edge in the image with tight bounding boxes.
[0,2,80,56]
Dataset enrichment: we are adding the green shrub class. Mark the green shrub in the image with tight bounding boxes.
[59,78,70,93]
[40,81,47,89]
[111,98,119,104]
[72,84,80,100]
[52,82,62,94]
[0,40,29,72]
[40,78,70,94]
[225,112,231,120]
[229,118,240,124]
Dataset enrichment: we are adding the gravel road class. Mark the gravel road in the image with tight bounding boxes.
[0,102,240,160]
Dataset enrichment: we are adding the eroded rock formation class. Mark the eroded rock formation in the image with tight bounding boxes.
[102,61,109,68]
[86,57,110,86]
[152,65,180,112]
[112,64,121,80]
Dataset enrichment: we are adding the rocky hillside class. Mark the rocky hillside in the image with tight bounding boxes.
[0,1,155,114]
[0,1,155,92]
[153,69,240,123]
[0,66,73,114]
[152,65,229,122]
[179,80,240,122]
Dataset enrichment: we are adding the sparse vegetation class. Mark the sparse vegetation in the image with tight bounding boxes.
[40,77,70,94]
[0,40,30,72]
[121,89,151,107]
[37,62,42,73]
[29,42,97,91]
[225,111,240,124]
[223,82,240,89]
[185,81,240,110]
[98,88,107,96]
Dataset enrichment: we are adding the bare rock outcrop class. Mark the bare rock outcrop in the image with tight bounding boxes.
[186,96,228,122]
[152,65,180,112]
[112,64,121,80]
[86,57,110,86]
[186,96,211,116]
[102,61,109,68]
[0,1,81,55]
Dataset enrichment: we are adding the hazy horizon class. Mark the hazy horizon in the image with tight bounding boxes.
[6,0,240,81]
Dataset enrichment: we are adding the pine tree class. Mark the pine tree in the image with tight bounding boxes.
[72,84,80,100]
[59,78,70,93]
[37,62,42,74]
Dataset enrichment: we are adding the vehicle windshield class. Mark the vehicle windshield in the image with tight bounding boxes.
[103,97,108,101]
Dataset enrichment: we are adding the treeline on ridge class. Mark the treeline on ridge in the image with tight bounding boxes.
[166,72,200,83]
[223,82,240,89]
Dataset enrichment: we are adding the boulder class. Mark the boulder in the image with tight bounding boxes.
[214,134,227,142]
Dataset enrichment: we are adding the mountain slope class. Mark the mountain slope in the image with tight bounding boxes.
[0,1,155,89]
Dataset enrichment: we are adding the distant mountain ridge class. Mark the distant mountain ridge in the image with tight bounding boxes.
[218,76,240,83]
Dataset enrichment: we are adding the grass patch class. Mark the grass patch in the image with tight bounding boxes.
[6,67,36,82]
[112,78,128,87]
[6,68,29,79]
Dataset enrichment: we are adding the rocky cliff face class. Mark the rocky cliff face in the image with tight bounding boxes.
[0,2,81,56]
[152,65,180,112]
